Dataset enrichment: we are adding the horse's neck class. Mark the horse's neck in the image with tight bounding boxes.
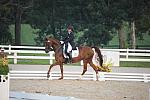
[50,38,61,53]
[52,43,61,52]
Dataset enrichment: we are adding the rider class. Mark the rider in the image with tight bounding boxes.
[62,25,75,63]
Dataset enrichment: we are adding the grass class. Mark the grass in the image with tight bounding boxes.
[9,58,81,65]
[136,33,150,46]
[120,61,150,68]
[18,53,48,56]
[9,59,50,65]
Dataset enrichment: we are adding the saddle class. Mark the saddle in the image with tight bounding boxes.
[62,42,78,64]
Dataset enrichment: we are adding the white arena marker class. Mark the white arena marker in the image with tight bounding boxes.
[149,88,150,100]
[10,91,80,100]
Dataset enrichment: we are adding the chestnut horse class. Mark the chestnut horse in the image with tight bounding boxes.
[45,37,104,80]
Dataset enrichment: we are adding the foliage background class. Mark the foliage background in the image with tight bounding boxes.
[0,0,150,48]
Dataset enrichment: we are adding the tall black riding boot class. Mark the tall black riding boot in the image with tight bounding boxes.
[67,53,72,63]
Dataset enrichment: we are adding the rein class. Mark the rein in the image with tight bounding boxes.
[47,40,63,53]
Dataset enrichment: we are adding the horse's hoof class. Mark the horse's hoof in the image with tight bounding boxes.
[76,79,80,81]
[58,77,63,80]
[47,74,50,78]
[77,75,83,80]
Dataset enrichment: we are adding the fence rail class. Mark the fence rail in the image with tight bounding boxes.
[0,45,150,64]
[10,71,150,82]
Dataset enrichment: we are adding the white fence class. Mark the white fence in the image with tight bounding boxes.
[10,71,150,82]
[102,48,150,62]
[0,45,55,64]
[0,45,150,65]
[0,74,9,100]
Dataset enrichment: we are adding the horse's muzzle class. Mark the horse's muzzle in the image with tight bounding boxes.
[45,49,49,53]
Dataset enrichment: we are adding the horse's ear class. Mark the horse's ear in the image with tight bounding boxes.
[45,36,49,41]
[47,34,54,38]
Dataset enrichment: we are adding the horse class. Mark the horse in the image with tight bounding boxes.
[44,37,109,80]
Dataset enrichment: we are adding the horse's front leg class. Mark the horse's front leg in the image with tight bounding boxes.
[47,62,59,79]
[59,63,64,80]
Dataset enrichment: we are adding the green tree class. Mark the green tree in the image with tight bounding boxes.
[99,0,150,48]
[74,0,114,46]
[12,0,33,45]
[28,0,64,45]
[26,0,150,48]
[0,0,13,44]
[101,0,127,48]
[124,0,150,49]
[0,0,34,45]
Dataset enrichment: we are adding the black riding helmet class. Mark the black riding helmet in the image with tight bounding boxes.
[67,25,74,31]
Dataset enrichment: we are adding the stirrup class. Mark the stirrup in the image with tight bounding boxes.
[64,58,72,64]
[69,59,72,63]
[73,47,77,50]
[64,58,68,64]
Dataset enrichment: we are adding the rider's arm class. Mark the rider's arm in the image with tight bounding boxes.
[63,33,74,43]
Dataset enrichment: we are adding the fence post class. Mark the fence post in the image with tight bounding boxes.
[93,72,96,81]
[143,74,148,83]
[48,72,52,80]
[8,45,11,54]
[126,48,129,59]
[99,72,105,81]
[149,88,150,100]
[14,52,17,64]
[49,52,53,64]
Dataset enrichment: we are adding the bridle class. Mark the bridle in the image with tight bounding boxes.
[45,39,63,52]
[45,40,53,51]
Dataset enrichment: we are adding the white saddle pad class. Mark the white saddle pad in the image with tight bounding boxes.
[63,43,79,58]
[63,42,72,53]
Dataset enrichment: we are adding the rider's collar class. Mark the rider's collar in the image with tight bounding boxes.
[47,40,51,42]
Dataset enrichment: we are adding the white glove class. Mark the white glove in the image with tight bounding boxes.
[60,41,64,44]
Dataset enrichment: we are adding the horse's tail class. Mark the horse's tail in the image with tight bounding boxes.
[92,47,103,67]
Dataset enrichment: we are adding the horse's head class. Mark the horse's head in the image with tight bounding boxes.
[44,37,61,53]
[44,37,53,53]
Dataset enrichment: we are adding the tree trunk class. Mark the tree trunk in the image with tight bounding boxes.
[131,21,136,49]
[51,0,55,37]
[118,24,126,48]
[15,5,22,45]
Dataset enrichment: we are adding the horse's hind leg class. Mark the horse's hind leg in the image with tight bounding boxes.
[79,60,88,79]
[89,61,99,81]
